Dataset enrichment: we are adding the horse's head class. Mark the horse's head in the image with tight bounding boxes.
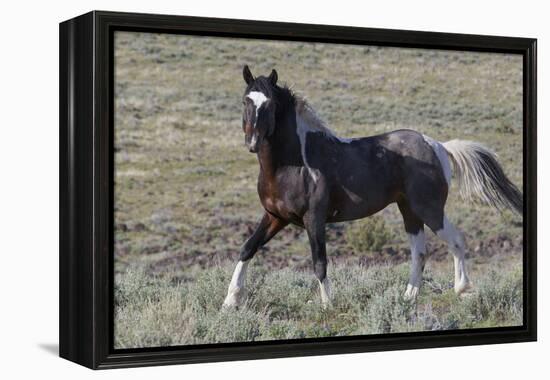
[241,65,278,153]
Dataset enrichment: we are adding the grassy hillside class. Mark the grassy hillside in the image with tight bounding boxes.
[113,31,524,348]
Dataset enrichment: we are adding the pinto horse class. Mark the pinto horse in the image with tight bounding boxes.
[222,65,522,308]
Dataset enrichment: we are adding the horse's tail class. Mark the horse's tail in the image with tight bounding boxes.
[441,139,523,215]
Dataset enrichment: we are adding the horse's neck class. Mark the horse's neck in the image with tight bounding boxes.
[257,107,302,179]
[257,142,278,181]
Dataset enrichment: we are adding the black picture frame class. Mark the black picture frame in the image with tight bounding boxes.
[59,10,537,369]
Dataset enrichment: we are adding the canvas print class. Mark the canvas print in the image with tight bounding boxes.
[113,31,524,349]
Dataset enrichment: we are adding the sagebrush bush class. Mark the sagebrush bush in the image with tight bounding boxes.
[114,269,193,347]
[203,308,267,343]
[259,320,305,340]
[187,266,230,315]
[356,285,416,334]
[345,216,394,253]
[329,264,370,313]
[252,268,316,319]
[459,268,523,327]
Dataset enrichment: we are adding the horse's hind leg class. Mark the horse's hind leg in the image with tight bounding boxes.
[222,212,287,309]
[434,216,472,295]
[402,154,472,296]
[411,201,472,295]
[398,200,427,300]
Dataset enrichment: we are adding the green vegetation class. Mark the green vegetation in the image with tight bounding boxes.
[113,32,524,348]
[114,262,522,347]
[346,215,395,253]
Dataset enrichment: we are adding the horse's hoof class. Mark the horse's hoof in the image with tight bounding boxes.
[221,303,234,311]
[403,284,419,301]
[454,280,473,296]
[222,287,246,310]
[221,299,241,310]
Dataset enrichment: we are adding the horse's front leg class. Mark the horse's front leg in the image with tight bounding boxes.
[398,200,428,301]
[303,210,331,307]
[222,212,287,309]
[404,228,427,300]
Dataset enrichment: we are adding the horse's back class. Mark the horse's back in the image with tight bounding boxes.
[330,129,434,179]
[371,129,430,157]
[325,129,449,223]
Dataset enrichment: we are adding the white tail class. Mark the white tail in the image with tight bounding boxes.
[442,140,523,215]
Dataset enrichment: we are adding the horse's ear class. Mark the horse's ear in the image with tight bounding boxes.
[268,69,278,85]
[243,65,254,85]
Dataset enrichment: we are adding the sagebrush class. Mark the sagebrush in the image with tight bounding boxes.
[114,262,522,348]
[346,216,395,253]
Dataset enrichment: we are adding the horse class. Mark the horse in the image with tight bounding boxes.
[222,65,523,308]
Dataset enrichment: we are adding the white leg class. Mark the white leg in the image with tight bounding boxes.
[318,278,332,307]
[222,260,249,308]
[404,230,426,300]
[436,216,472,295]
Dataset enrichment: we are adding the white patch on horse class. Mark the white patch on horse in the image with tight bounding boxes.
[295,98,355,140]
[222,260,249,308]
[296,113,320,183]
[423,134,452,186]
[404,230,426,300]
[246,91,269,128]
[342,186,363,203]
[249,134,257,147]
[336,136,357,144]
[436,216,472,295]
[318,278,332,306]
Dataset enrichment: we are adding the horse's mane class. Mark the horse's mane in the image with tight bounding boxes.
[292,93,338,138]
[261,80,338,138]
